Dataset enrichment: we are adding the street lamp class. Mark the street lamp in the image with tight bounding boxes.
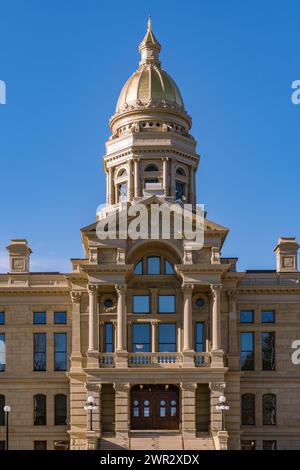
[3,405,11,450]
[216,395,230,431]
[84,396,97,431]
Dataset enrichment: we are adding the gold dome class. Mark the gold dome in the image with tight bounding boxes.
[115,18,185,114]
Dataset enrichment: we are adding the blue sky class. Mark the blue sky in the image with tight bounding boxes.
[0,0,299,272]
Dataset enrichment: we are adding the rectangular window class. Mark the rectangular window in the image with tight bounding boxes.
[54,312,67,324]
[158,295,175,313]
[54,333,67,371]
[262,332,276,370]
[263,440,277,450]
[147,256,161,275]
[132,323,150,352]
[133,295,150,314]
[33,333,46,371]
[34,441,47,450]
[158,323,176,352]
[0,312,5,325]
[195,322,205,352]
[241,440,256,451]
[261,310,275,323]
[0,441,5,450]
[0,333,5,372]
[240,332,254,370]
[33,312,46,325]
[240,310,254,323]
[104,323,114,353]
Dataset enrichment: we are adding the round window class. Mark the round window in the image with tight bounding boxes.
[195,298,205,308]
[171,400,176,406]
[160,400,166,406]
[104,299,113,308]
[133,400,139,406]
[144,400,149,406]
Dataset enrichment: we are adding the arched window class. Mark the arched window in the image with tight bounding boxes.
[176,167,186,176]
[263,394,276,425]
[175,181,185,202]
[241,393,255,425]
[55,394,67,426]
[117,182,128,202]
[34,394,47,425]
[144,164,158,172]
[133,256,174,275]
[0,395,5,426]
[116,168,128,177]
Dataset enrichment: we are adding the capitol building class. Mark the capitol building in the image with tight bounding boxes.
[0,20,299,451]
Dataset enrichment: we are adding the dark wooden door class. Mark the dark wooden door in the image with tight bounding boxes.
[131,385,179,430]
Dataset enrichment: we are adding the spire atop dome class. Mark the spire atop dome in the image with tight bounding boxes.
[139,17,161,66]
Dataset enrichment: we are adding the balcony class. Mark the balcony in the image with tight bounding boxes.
[98,352,211,368]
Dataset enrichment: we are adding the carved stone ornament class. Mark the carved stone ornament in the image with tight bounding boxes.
[115,284,127,296]
[209,382,226,393]
[181,382,197,392]
[113,382,130,392]
[70,291,81,303]
[87,284,98,295]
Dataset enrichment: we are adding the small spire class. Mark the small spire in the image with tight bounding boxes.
[139,17,161,66]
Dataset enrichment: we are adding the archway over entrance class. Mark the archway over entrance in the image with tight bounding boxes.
[130,385,180,430]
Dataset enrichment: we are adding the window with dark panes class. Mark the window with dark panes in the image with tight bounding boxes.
[261,310,275,323]
[263,440,277,450]
[158,295,175,313]
[34,394,46,425]
[132,323,151,352]
[33,333,46,371]
[33,312,46,325]
[54,312,67,324]
[240,332,254,370]
[263,394,276,425]
[54,333,67,371]
[0,395,5,425]
[261,332,275,370]
[0,333,5,372]
[158,323,176,352]
[55,394,67,425]
[0,312,5,325]
[241,394,255,425]
[133,295,150,314]
[147,256,160,275]
[240,310,254,323]
[34,440,47,450]
[104,323,114,353]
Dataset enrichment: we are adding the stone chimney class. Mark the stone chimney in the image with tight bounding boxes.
[6,239,32,273]
[274,237,299,273]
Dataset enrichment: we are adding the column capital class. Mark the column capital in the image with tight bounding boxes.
[209,381,226,393]
[182,284,194,295]
[70,291,81,303]
[88,284,98,295]
[115,284,127,295]
[113,382,130,392]
[211,284,222,295]
[180,382,197,392]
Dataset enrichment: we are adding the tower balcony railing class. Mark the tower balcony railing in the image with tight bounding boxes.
[98,351,211,368]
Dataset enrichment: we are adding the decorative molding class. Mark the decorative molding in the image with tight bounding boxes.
[209,382,226,393]
[113,382,130,392]
[70,291,81,303]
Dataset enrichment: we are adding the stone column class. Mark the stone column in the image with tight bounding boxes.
[85,384,101,450]
[182,285,193,352]
[114,383,130,439]
[151,321,157,352]
[209,382,225,432]
[115,284,128,367]
[70,291,82,372]
[134,158,141,197]
[227,290,240,369]
[107,167,114,206]
[162,158,169,196]
[87,285,99,367]
[181,382,197,437]
[128,159,133,201]
[211,284,223,367]
[189,167,195,204]
[182,285,194,366]
[170,160,176,198]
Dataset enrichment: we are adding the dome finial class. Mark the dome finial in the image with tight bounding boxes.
[139,16,161,66]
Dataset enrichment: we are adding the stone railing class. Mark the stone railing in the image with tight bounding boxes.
[194,352,211,367]
[99,353,115,367]
[128,352,182,367]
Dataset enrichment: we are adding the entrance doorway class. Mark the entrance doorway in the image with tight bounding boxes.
[131,385,179,430]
